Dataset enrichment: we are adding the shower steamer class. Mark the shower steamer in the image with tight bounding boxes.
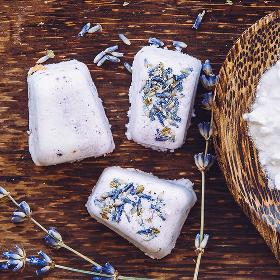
[126,46,202,151]
[28,59,115,166]
[86,166,196,259]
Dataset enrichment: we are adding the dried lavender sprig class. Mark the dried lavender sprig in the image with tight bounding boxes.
[1,189,99,266]
[0,246,151,280]
[193,68,216,280]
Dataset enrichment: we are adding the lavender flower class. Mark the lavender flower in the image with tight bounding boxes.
[0,186,9,199]
[201,74,217,90]
[11,201,31,223]
[44,227,63,249]
[202,59,213,76]
[194,153,215,172]
[201,92,213,110]
[27,251,53,276]
[2,246,26,272]
[198,122,212,140]
[92,262,117,279]
[119,33,131,45]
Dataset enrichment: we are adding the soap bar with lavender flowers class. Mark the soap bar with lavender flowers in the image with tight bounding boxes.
[126,46,202,151]
[86,166,196,259]
[28,59,115,166]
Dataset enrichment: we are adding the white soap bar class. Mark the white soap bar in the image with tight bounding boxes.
[126,46,202,151]
[28,60,115,166]
[86,166,196,259]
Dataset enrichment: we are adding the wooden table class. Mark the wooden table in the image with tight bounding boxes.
[0,1,279,279]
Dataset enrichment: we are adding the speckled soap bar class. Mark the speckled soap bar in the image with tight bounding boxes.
[126,46,202,151]
[28,59,115,166]
[86,166,196,259]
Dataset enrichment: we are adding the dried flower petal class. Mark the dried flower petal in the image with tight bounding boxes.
[3,246,26,272]
[36,265,51,276]
[198,122,212,140]
[194,153,215,172]
[102,262,115,275]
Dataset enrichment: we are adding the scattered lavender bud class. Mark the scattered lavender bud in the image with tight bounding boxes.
[192,10,206,30]
[78,22,91,36]
[97,55,108,67]
[124,62,132,73]
[36,50,55,64]
[118,33,131,45]
[110,51,124,57]
[93,51,106,64]
[172,41,188,50]
[87,23,102,33]
[198,122,212,140]
[148,37,164,47]
[104,45,119,53]
[202,59,213,76]
[123,1,130,6]
[194,153,215,172]
[106,55,121,63]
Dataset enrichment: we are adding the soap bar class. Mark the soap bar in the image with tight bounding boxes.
[28,60,115,166]
[126,46,202,151]
[86,166,196,259]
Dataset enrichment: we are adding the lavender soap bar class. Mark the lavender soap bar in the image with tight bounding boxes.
[28,60,115,166]
[126,46,202,151]
[86,166,196,259]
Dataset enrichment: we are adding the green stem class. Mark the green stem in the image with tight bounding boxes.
[61,243,99,267]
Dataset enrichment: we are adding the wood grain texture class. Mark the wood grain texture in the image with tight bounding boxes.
[0,1,279,279]
[213,9,280,267]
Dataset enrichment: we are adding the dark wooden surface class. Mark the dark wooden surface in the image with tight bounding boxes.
[0,1,279,279]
